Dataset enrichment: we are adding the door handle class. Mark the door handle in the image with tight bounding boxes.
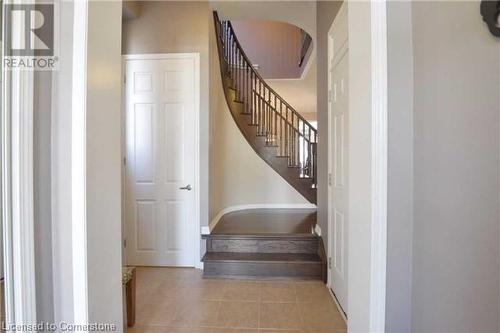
[179,184,192,191]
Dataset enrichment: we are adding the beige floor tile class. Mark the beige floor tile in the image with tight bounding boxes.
[294,281,332,303]
[258,330,301,333]
[260,282,296,303]
[198,329,258,333]
[183,279,228,301]
[135,298,177,326]
[259,302,302,330]
[223,281,261,302]
[298,300,346,331]
[217,301,259,328]
[132,268,348,333]
[127,324,161,333]
[300,330,347,333]
[158,327,231,333]
[169,300,221,328]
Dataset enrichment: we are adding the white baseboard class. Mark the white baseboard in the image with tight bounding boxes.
[328,287,348,324]
[314,224,322,237]
[208,203,317,233]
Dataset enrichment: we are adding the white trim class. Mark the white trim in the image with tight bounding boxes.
[71,0,89,325]
[208,203,317,233]
[326,0,347,295]
[328,288,348,324]
[369,1,388,332]
[201,226,210,235]
[1,0,38,326]
[326,1,388,330]
[122,52,202,269]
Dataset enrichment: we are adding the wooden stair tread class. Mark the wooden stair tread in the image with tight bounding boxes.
[202,233,317,240]
[203,252,322,263]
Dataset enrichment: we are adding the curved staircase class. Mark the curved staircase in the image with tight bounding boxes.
[213,12,318,204]
[203,13,324,281]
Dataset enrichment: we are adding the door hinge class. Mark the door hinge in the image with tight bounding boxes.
[124,74,126,85]
[123,157,127,166]
[328,257,332,269]
[123,239,127,248]
[328,89,332,102]
[328,173,332,186]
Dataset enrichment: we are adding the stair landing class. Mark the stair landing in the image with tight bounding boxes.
[212,208,317,236]
[202,209,326,280]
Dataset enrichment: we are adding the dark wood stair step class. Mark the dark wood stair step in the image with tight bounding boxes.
[202,252,323,279]
[204,234,319,254]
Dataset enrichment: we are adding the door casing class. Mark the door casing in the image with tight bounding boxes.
[327,1,349,319]
[121,53,201,268]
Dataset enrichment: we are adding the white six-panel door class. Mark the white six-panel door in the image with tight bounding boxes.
[328,3,349,315]
[124,55,198,267]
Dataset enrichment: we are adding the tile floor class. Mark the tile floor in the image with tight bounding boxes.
[128,267,347,333]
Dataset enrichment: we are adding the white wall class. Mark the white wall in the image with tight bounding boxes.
[410,2,500,331]
[85,1,123,327]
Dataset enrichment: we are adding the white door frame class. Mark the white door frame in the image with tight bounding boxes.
[1,0,38,327]
[122,53,202,269]
[327,0,348,309]
[327,1,388,332]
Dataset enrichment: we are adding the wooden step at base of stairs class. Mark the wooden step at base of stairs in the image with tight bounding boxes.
[204,234,319,254]
[202,252,323,280]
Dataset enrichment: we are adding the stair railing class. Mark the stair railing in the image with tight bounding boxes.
[213,11,318,187]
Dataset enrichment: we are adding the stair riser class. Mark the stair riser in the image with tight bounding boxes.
[204,261,323,279]
[208,238,318,254]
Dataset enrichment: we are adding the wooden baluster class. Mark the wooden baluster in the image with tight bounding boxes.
[285,107,288,160]
[226,25,230,72]
[232,39,236,81]
[244,63,248,114]
[258,81,262,134]
[239,51,242,101]
[279,101,283,156]
[290,112,295,165]
[274,95,277,145]
[307,127,312,177]
[303,121,306,177]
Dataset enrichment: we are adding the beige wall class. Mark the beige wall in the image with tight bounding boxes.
[410,1,500,331]
[209,8,309,221]
[316,0,342,253]
[232,20,304,79]
[386,1,414,332]
[86,1,124,326]
[267,61,317,117]
[122,1,211,226]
